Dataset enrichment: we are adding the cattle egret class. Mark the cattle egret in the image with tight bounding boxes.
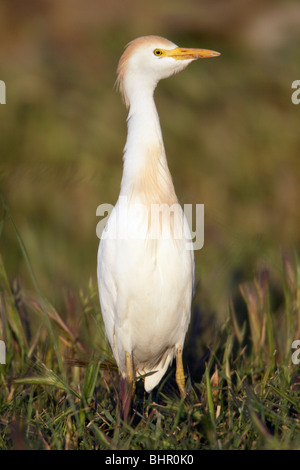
[97,36,220,397]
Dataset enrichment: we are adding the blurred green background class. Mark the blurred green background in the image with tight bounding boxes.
[0,0,300,321]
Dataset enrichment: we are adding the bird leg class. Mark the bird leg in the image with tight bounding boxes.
[175,346,185,398]
[120,352,135,422]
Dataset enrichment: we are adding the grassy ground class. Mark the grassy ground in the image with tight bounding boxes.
[0,209,299,450]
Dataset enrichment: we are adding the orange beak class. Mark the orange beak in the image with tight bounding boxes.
[165,47,220,60]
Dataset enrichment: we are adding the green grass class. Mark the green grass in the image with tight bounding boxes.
[0,207,299,450]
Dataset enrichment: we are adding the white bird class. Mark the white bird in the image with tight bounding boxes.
[97,36,220,397]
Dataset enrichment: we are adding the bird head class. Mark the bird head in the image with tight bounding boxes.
[116,36,220,107]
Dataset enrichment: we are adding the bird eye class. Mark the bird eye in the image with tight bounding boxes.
[153,49,163,56]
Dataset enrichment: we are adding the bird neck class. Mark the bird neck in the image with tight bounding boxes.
[120,93,177,206]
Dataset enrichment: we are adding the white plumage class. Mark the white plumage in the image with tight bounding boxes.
[97,36,220,395]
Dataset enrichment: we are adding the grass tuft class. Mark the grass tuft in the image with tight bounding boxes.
[0,204,299,450]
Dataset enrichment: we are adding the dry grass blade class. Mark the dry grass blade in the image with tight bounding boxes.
[239,273,269,357]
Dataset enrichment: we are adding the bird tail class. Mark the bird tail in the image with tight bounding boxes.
[141,350,174,393]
